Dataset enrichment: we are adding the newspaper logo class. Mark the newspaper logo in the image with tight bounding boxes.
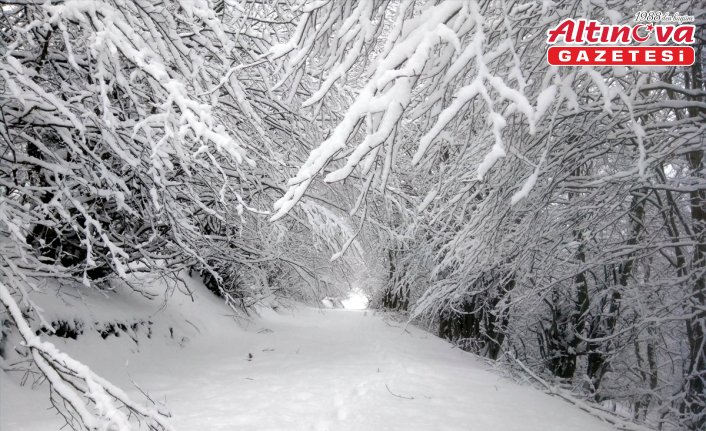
[546,16,695,66]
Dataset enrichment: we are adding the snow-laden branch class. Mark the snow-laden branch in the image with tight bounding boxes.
[0,280,174,430]
[269,0,560,220]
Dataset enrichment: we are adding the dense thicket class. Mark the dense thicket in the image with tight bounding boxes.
[262,1,704,429]
[0,1,377,429]
[1,0,704,430]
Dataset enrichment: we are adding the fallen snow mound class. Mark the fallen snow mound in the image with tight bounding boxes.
[2,277,616,431]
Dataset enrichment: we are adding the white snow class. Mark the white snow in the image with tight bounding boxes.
[417,188,439,212]
[2,281,616,431]
[510,170,539,204]
[340,289,369,310]
[534,84,557,123]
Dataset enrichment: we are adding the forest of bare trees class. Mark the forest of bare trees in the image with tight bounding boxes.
[1,0,704,430]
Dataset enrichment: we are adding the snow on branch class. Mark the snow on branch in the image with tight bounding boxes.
[269,0,560,220]
[0,280,174,430]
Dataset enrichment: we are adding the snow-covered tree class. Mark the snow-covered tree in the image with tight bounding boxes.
[1,0,704,429]
[266,1,705,428]
[0,0,371,428]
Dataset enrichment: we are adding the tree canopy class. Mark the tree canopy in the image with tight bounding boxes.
[1,0,704,430]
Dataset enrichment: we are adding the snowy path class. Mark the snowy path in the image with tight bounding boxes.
[3,306,616,431]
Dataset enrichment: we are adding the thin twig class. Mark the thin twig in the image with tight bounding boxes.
[385,384,414,400]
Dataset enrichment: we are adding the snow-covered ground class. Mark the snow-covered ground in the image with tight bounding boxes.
[1,279,616,431]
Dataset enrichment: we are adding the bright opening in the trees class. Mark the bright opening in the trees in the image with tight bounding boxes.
[341,289,369,310]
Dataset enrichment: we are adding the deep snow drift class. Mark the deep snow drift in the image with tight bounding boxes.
[1,278,616,431]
